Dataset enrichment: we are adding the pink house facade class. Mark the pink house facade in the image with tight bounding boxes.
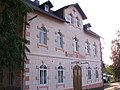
[24,0,103,90]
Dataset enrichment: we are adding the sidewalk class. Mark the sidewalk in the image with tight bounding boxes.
[104,82,120,90]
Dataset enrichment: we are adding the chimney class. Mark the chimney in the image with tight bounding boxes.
[34,0,39,5]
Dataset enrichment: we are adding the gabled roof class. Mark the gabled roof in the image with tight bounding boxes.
[83,23,100,38]
[54,3,87,20]
[25,0,66,22]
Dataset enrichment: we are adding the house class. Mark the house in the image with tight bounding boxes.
[0,0,103,90]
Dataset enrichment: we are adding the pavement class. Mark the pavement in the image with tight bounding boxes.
[104,82,120,90]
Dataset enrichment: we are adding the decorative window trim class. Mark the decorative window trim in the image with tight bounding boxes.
[93,43,98,57]
[69,13,73,24]
[85,40,91,56]
[73,37,79,51]
[56,31,64,50]
[39,65,48,85]
[87,67,92,80]
[58,65,64,84]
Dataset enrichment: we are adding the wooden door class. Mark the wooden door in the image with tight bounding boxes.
[73,65,82,90]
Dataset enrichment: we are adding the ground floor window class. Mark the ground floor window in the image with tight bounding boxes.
[9,71,13,85]
[40,65,47,84]
[58,66,63,83]
[88,67,91,79]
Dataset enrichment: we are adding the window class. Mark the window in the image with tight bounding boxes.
[88,67,91,79]
[9,72,13,85]
[93,43,98,56]
[39,27,47,44]
[58,66,63,83]
[57,32,63,48]
[85,40,90,55]
[69,14,73,24]
[76,17,79,27]
[95,69,99,78]
[40,65,47,84]
[73,37,79,51]
[45,4,49,12]
[0,70,3,83]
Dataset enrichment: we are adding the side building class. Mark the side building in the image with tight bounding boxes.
[25,0,103,90]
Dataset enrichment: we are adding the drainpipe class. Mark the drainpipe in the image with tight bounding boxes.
[21,13,27,90]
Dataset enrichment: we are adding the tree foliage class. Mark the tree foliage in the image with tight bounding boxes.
[0,0,31,70]
[110,31,120,78]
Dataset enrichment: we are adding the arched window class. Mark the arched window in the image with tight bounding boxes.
[40,65,47,84]
[73,37,78,51]
[88,67,91,79]
[58,66,63,83]
[95,69,99,78]
[57,32,63,48]
[85,40,90,54]
[76,17,79,27]
[69,14,73,24]
[39,27,47,44]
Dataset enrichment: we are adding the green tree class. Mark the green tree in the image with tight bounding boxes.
[0,0,31,70]
[111,31,120,78]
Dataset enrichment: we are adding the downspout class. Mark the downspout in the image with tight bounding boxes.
[21,13,27,90]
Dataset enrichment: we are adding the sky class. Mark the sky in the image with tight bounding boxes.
[37,0,120,65]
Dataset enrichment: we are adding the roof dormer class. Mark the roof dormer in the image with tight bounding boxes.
[39,1,53,12]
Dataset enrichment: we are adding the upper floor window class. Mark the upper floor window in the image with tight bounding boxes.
[56,32,63,48]
[93,43,98,56]
[88,67,91,79]
[40,65,47,84]
[73,37,79,51]
[85,40,90,55]
[45,4,49,12]
[0,70,3,84]
[76,17,80,27]
[69,14,73,24]
[58,66,63,83]
[39,27,47,44]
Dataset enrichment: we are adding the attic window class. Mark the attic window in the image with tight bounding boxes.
[45,4,49,12]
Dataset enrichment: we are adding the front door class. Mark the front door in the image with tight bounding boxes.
[73,65,82,90]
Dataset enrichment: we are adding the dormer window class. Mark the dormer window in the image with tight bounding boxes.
[45,4,49,12]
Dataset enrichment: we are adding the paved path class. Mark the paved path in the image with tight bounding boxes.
[104,82,120,90]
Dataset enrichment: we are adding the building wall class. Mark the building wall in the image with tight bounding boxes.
[25,5,103,90]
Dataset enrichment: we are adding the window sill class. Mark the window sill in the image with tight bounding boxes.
[37,43,48,49]
[87,79,92,83]
[73,51,79,54]
[55,47,64,52]
[37,85,48,90]
[56,83,65,88]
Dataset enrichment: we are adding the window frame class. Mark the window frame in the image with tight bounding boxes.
[9,71,13,85]
[88,67,92,79]
[39,27,47,45]
[76,17,80,27]
[39,65,47,85]
[58,66,64,84]
[73,37,79,51]
[85,40,90,55]
[45,4,49,12]
[69,14,73,24]
[0,70,3,84]
[56,32,63,48]
[95,69,99,78]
